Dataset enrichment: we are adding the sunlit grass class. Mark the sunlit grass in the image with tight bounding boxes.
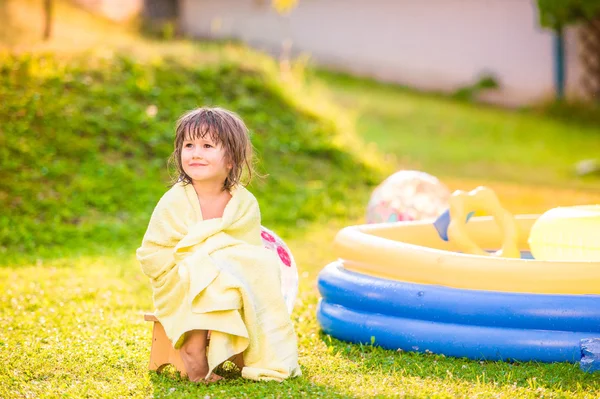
[2,1,600,398]
[315,69,600,192]
[2,227,600,398]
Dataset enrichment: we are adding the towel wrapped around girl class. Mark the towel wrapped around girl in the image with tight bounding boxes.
[137,181,301,381]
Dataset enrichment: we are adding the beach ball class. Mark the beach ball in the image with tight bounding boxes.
[367,170,450,223]
[260,226,299,314]
[528,205,600,261]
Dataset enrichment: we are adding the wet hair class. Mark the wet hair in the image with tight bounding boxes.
[168,107,255,191]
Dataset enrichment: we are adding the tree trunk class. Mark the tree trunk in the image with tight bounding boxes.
[43,0,53,40]
[579,15,600,101]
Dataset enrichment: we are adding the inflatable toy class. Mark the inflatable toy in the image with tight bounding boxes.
[443,186,520,258]
[529,205,600,261]
[317,187,600,363]
[366,170,449,223]
[260,226,298,314]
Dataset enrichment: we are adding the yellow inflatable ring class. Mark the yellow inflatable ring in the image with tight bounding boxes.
[529,205,600,261]
[447,186,520,258]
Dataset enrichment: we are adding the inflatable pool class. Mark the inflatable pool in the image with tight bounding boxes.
[317,214,600,362]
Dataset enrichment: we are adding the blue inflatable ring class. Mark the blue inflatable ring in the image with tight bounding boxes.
[317,261,600,362]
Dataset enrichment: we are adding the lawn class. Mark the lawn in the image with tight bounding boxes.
[312,69,600,213]
[3,226,600,399]
[313,69,600,186]
[2,1,600,398]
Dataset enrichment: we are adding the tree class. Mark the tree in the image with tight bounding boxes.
[536,0,600,100]
[43,0,53,40]
[537,0,600,31]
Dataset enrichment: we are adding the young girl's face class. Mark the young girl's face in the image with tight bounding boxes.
[181,133,231,189]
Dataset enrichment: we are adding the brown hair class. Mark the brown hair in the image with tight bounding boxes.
[168,107,255,191]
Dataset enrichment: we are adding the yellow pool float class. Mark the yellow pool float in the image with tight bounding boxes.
[447,186,520,258]
[529,205,600,261]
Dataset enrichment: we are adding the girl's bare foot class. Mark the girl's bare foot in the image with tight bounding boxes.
[204,373,223,383]
[183,349,223,383]
[180,330,222,383]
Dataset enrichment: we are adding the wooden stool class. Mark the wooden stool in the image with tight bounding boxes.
[144,313,187,376]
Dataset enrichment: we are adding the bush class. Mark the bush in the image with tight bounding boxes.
[537,0,600,30]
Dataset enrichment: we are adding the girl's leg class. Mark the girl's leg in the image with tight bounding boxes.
[180,330,222,382]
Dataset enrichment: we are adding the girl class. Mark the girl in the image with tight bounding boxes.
[137,107,301,383]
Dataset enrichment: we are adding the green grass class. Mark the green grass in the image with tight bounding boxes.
[313,69,600,190]
[3,233,600,399]
[2,1,600,398]
[0,51,381,260]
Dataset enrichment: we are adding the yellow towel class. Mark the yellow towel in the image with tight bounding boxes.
[137,182,301,381]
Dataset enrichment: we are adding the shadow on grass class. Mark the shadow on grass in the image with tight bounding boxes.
[0,238,141,268]
[319,332,600,395]
[531,100,600,131]
[148,363,361,399]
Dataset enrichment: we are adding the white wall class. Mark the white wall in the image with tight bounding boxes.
[179,0,583,106]
[74,0,143,21]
